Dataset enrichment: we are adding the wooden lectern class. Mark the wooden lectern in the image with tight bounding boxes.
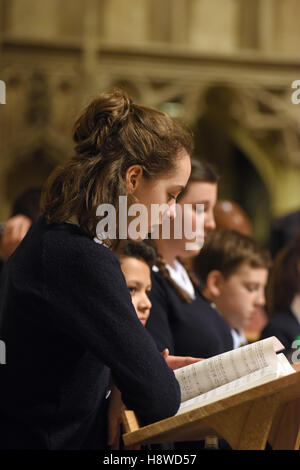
[122,364,300,450]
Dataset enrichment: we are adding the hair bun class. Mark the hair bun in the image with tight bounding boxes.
[73,88,132,157]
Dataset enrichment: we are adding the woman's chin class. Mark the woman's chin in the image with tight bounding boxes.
[127,234,147,242]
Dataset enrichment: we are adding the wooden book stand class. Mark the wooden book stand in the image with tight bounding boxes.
[122,364,300,450]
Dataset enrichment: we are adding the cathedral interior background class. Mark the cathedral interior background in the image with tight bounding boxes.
[1,0,300,244]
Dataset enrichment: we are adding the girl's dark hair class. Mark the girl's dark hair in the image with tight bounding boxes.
[177,157,218,202]
[118,240,157,269]
[41,88,193,246]
[267,233,300,316]
[194,229,271,285]
[153,158,218,302]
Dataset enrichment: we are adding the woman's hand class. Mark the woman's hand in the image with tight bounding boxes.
[162,348,204,370]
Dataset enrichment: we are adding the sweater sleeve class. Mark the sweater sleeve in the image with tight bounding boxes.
[42,233,181,425]
[146,272,175,355]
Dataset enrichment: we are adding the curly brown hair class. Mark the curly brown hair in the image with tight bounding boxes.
[41,88,193,247]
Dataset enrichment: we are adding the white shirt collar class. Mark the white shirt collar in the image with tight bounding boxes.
[231,328,247,349]
[291,294,300,324]
[153,260,195,300]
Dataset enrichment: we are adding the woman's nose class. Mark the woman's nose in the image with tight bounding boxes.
[205,212,216,232]
[167,202,177,221]
[255,290,266,307]
[140,294,152,311]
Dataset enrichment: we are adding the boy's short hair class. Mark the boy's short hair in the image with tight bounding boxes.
[194,229,271,285]
[118,240,157,269]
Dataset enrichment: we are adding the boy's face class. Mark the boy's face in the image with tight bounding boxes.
[120,257,152,326]
[213,262,268,331]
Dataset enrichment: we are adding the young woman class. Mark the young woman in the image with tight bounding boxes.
[146,159,234,359]
[145,159,234,451]
[0,88,193,450]
[260,233,300,360]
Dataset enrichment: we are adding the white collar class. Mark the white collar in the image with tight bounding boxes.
[291,294,300,324]
[165,259,195,300]
[231,329,247,349]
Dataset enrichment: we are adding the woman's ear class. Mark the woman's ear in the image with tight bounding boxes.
[206,270,224,298]
[125,165,143,194]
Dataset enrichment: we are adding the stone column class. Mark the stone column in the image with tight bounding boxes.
[187,0,239,52]
[81,0,102,103]
[258,0,274,52]
[104,0,148,45]
[8,0,58,39]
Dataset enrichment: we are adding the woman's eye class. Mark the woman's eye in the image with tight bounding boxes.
[168,194,176,201]
[146,290,151,298]
[245,285,257,293]
[128,286,136,294]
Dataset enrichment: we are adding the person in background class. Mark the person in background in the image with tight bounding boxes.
[214,199,267,341]
[269,208,300,259]
[146,159,234,451]
[214,199,252,236]
[260,233,300,362]
[0,188,41,261]
[195,229,271,349]
[146,159,233,362]
[109,240,202,449]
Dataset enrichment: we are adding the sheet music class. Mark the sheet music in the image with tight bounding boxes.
[175,336,284,402]
[176,365,279,415]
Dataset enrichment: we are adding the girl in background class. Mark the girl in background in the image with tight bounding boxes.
[146,158,233,361]
[109,240,202,449]
[146,158,233,451]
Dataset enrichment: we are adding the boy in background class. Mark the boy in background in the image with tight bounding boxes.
[194,229,271,349]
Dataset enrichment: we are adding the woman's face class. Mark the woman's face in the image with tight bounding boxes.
[120,257,152,326]
[127,150,191,238]
[171,180,218,258]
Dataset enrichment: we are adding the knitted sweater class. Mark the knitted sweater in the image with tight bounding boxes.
[146,269,233,358]
[0,217,180,449]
